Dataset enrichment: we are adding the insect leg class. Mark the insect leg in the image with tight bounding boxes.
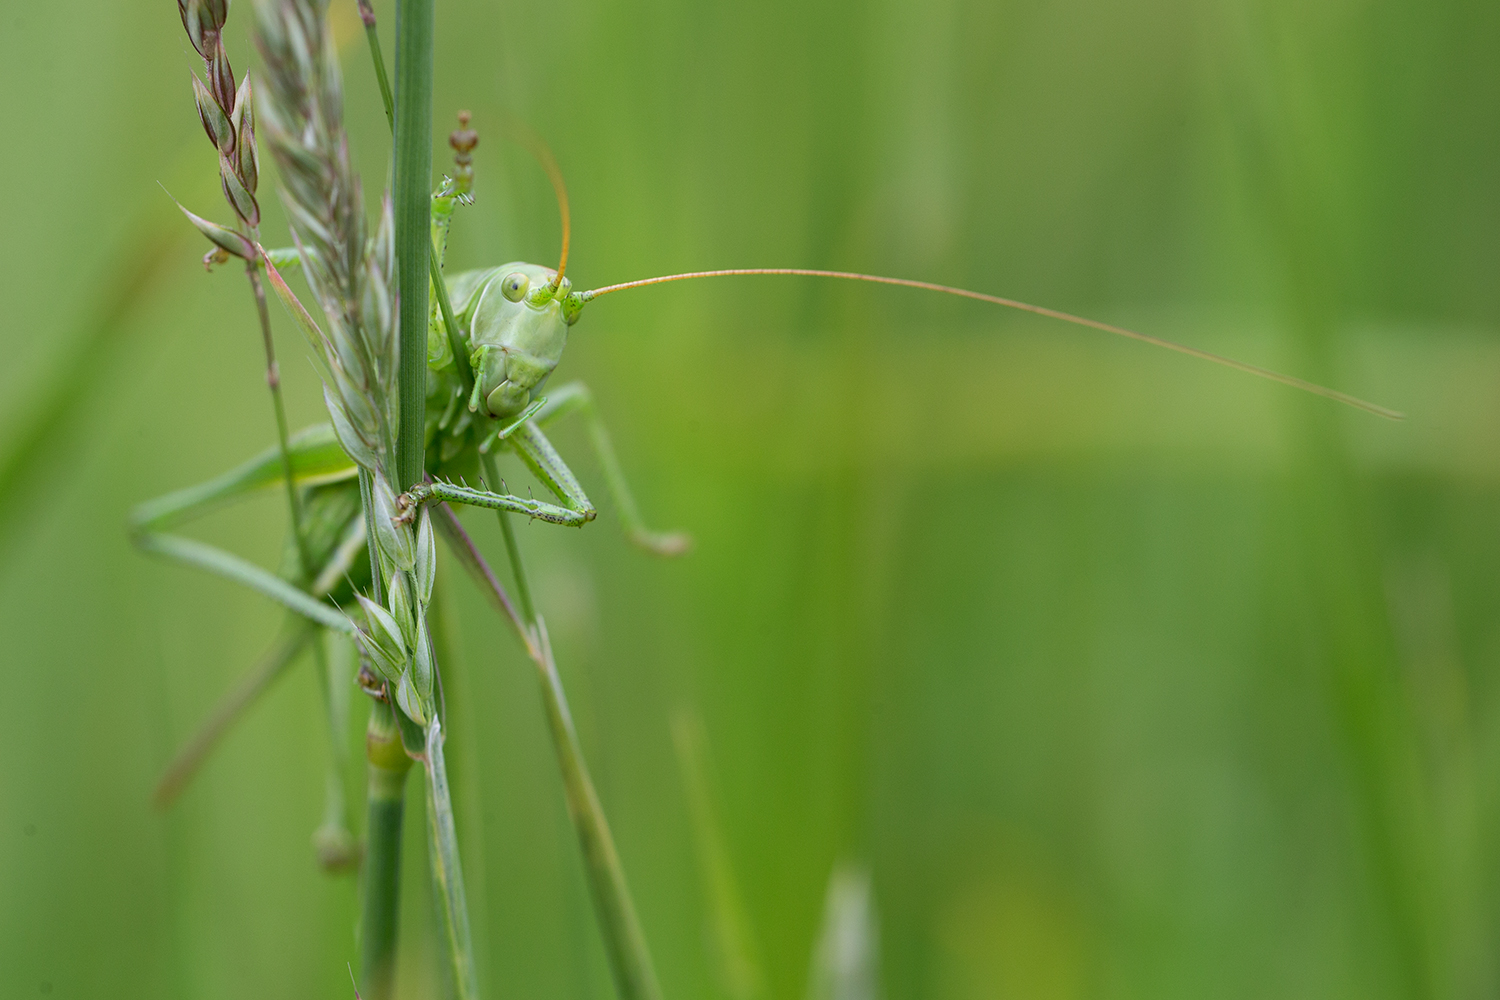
[507,421,597,520]
[130,423,355,533]
[400,423,601,528]
[133,531,353,632]
[535,382,690,556]
[399,480,589,527]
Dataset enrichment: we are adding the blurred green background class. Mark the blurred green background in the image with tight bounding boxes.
[3,0,1499,998]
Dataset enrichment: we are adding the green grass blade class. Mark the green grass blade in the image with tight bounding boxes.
[807,865,881,1000]
[425,718,480,1000]
[392,0,434,489]
[351,1,474,392]
[672,709,765,1000]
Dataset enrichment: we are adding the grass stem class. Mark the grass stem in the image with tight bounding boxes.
[312,635,360,872]
[393,0,434,490]
[362,699,413,1000]
[355,1,474,393]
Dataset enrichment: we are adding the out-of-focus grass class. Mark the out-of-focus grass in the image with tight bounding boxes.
[2,1,1498,999]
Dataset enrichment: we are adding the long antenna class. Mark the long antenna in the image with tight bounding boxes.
[505,119,571,290]
[580,268,1403,420]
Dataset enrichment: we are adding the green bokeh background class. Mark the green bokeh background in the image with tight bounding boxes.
[2,0,1498,998]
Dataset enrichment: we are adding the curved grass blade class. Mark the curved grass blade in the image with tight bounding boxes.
[807,864,881,1000]
[672,709,765,1000]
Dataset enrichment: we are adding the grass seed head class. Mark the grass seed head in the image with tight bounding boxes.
[258,0,396,470]
[177,0,259,232]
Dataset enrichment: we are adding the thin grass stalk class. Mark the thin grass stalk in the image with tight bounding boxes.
[245,260,316,577]
[393,0,434,489]
[356,0,395,130]
[311,635,360,870]
[166,3,352,856]
[428,575,493,984]
[363,699,413,1000]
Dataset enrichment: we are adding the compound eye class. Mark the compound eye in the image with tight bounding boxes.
[500,272,530,302]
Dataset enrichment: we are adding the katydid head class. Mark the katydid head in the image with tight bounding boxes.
[461,122,594,418]
[466,262,588,418]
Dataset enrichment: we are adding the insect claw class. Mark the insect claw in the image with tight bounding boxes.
[356,663,388,702]
[392,487,423,524]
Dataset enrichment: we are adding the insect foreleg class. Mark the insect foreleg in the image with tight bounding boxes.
[397,480,589,527]
[508,422,597,522]
[399,422,602,527]
[535,382,690,556]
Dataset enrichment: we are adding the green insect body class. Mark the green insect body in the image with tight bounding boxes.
[417,167,599,515]
[423,263,581,465]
